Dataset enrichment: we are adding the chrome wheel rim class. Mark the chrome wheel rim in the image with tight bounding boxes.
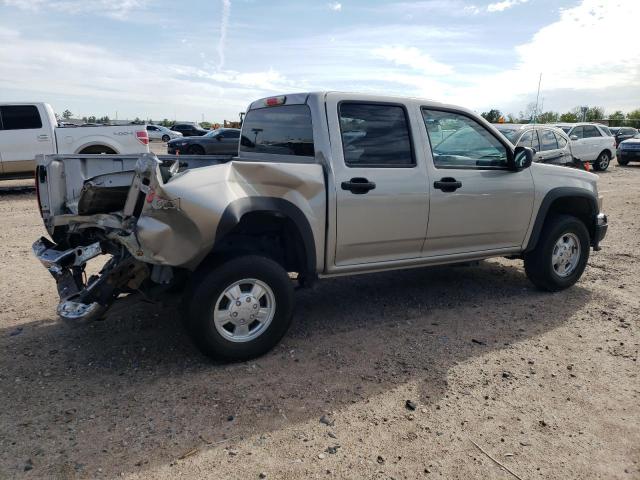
[551,232,581,278]
[213,279,275,343]
[599,153,609,169]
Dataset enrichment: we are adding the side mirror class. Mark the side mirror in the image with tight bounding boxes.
[570,135,579,141]
[512,146,534,171]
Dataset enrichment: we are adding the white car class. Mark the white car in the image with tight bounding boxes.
[0,102,150,180]
[493,124,576,168]
[145,124,182,143]
[553,123,616,171]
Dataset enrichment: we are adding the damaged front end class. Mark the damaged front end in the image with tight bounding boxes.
[33,154,180,321]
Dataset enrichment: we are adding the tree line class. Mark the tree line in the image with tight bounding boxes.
[481,105,640,126]
[59,110,214,129]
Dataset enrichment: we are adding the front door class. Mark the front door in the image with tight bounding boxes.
[421,108,535,256]
[327,96,429,266]
[0,105,55,174]
[568,126,589,160]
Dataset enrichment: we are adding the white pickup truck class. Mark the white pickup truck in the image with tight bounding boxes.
[0,103,150,179]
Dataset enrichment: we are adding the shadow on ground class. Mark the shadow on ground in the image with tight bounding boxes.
[0,260,592,478]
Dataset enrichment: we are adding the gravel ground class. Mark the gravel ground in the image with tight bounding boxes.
[0,163,638,479]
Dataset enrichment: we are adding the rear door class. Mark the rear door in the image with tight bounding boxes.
[583,125,604,160]
[516,129,541,160]
[537,128,563,164]
[326,95,429,266]
[0,105,55,175]
[421,108,534,256]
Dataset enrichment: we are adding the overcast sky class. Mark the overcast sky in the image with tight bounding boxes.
[0,0,638,123]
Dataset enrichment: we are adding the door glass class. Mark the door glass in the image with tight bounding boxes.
[422,109,508,169]
[583,125,601,138]
[517,130,541,152]
[554,132,568,148]
[570,126,584,139]
[539,129,558,151]
[338,103,414,167]
[0,105,42,130]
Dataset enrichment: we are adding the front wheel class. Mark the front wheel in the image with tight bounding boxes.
[184,255,294,361]
[617,156,629,166]
[593,151,610,171]
[524,215,590,292]
[162,134,170,143]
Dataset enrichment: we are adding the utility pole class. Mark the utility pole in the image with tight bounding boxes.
[533,73,542,123]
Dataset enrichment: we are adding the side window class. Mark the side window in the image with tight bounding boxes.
[0,105,43,130]
[517,130,541,152]
[554,132,568,148]
[422,109,508,169]
[224,130,240,139]
[339,103,414,167]
[539,129,558,151]
[583,126,601,138]
[570,126,584,139]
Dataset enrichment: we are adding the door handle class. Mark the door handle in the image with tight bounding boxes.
[433,177,462,192]
[37,134,49,141]
[341,177,376,194]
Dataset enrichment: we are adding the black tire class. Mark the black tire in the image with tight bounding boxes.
[184,255,294,361]
[593,151,610,171]
[617,156,629,166]
[524,214,590,292]
[162,134,170,143]
[188,145,205,155]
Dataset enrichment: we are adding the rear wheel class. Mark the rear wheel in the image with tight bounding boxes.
[184,255,294,361]
[593,151,610,171]
[161,134,170,143]
[188,145,205,155]
[524,214,590,292]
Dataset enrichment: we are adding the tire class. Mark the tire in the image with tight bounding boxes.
[524,214,590,292]
[188,145,205,155]
[162,134,170,143]
[184,255,294,361]
[593,151,610,171]
[617,157,629,166]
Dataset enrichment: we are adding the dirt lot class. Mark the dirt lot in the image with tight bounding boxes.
[0,163,638,480]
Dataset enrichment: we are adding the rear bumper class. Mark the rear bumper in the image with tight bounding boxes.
[592,213,608,251]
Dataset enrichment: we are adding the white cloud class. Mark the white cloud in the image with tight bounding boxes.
[1,0,150,20]
[217,0,231,70]
[372,45,453,76]
[328,2,342,11]
[486,0,528,13]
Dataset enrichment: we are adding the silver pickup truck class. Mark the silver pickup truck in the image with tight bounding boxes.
[33,92,608,361]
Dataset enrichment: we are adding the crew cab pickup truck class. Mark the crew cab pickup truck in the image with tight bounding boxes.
[0,103,150,179]
[32,92,608,361]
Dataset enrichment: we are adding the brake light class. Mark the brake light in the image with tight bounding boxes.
[264,95,286,107]
[136,130,149,145]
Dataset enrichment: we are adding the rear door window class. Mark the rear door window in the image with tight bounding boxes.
[339,103,414,167]
[539,129,559,151]
[0,105,43,130]
[554,132,568,148]
[570,126,584,139]
[240,104,314,157]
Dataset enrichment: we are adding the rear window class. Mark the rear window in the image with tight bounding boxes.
[495,127,519,142]
[240,104,314,157]
[0,105,42,130]
[598,125,612,136]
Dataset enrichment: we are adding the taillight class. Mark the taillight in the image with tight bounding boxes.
[264,95,286,107]
[34,166,43,217]
[136,130,149,145]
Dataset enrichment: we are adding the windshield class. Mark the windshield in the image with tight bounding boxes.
[495,128,520,142]
[205,129,222,137]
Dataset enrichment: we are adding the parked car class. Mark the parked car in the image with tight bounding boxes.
[609,126,639,147]
[33,92,607,361]
[616,133,640,165]
[0,103,149,180]
[170,123,208,137]
[167,128,240,155]
[493,124,582,168]
[146,125,182,143]
[553,123,616,171]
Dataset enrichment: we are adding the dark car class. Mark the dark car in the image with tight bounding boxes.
[167,128,241,155]
[616,133,640,166]
[170,123,209,137]
[610,127,639,147]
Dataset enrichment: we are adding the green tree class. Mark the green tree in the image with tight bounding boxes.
[62,109,73,119]
[481,109,502,123]
[200,121,212,129]
[536,111,559,124]
[627,109,640,120]
[506,113,517,124]
[160,118,173,127]
[608,110,625,127]
[559,111,579,122]
[585,106,605,122]
[87,116,97,123]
